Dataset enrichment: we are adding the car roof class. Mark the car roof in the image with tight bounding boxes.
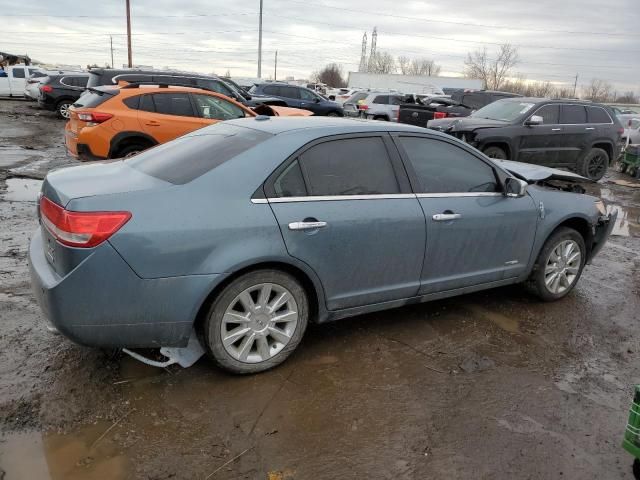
[222,116,442,136]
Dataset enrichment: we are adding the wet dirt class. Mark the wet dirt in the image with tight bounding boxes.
[0,99,639,479]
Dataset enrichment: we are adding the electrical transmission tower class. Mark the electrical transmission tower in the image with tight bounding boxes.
[358,32,368,72]
[368,27,377,71]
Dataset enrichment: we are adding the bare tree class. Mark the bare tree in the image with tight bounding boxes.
[582,78,613,102]
[464,44,519,90]
[368,51,396,74]
[397,56,441,76]
[311,63,347,87]
[616,91,638,104]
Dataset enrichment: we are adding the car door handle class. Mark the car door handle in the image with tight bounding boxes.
[433,213,462,221]
[585,127,595,130]
[288,221,327,231]
[145,121,161,126]
[551,128,562,131]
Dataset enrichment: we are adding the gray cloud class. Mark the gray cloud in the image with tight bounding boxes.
[2,0,639,92]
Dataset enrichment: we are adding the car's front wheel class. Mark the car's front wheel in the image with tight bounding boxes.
[56,100,72,119]
[204,270,309,374]
[483,145,508,160]
[527,227,586,301]
[578,147,609,181]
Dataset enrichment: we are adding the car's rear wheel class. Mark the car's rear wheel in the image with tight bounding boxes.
[578,147,609,181]
[56,100,72,119]
[483,145,508,159]
[204,270,309,374]
[527,227,586,301]
[116,144,147,158]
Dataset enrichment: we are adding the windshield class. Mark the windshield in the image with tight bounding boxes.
[471,101,535,121]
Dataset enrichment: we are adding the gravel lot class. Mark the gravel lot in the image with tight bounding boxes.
[0,99,639,480]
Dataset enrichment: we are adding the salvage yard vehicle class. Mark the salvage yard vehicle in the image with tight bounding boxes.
[31,116,616,374]
[250,83,344,116]
[87,68,287,108]
[0,64,44,97]
[24,70,50,100]
[38,73,90,119]
[428,98,624,181]
[351,92,405,121]
[65,84,310,160]
[398,96,472,127]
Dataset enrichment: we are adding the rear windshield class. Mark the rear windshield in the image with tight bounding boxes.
[126,124,273,184]
[73,89,119,108]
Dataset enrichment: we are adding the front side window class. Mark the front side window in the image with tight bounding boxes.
[299,88,317,101]
[560,104,587,124]
[299,137,400,196]
[533,104,559,124]
[263,85,279,96]
[12,68,26,78]
[192,94,246,120]
[586,106,612,124]
[399,137,499,193]
[151,93,195,117]
[281,87,301,99]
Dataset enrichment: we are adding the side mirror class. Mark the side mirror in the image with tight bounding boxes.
[504,177,528,198]
[526,115,543,126]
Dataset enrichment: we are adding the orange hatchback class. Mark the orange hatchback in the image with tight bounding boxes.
[65,84,310,160]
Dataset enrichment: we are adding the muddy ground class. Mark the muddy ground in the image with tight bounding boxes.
[0,98,638,480]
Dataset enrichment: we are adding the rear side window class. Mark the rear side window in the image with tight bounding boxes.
[533,104,559,124]
[152,93,196,117]
[462,93,487,110]
[399,136,499,193]
[587,106,612,124]
[123,96,140,109]
[347,92,368,104]
[373,95,389,104]
[73,90,118,108]
[273,160,307,197]
[281,87,300,99]
[263,85,280,96]
[127,124,272,184]
[560,105,587,124]
[12,68,26,78]
[139,94,155,112]
[298,137,400,196]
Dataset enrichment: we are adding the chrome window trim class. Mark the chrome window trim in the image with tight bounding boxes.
[253,192,504,203]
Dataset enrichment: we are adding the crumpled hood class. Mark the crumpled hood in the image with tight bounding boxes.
[496,160,592,183]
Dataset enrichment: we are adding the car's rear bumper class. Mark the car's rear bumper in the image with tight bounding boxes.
[588,210,618,262]
[29,228,223,348]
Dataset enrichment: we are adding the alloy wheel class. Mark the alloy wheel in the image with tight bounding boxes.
[220,283,299,363]
[544,240,582,294]
[587,154,607,179]
[59,103,71,119]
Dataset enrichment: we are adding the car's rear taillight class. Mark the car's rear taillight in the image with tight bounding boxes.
[434,112,448,119]
[77,112,113,124]
[40,85,53,93]
[39,196,131,248]
[358,104,369,110]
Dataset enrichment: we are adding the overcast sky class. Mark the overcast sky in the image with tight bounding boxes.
[2,0,639,93]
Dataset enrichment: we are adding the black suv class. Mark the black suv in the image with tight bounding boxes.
[428,97,623,181]
[38,73,89,118]
[249,83,343,116]
[86,68,286,107]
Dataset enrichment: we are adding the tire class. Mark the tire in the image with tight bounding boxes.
[526,227,586,302]
[373,115,389,121]
[483,145,508,160]
[56,100,72,119]
[620,162,628,174]
[633,458,640,480]
[326,111,341,117]
[204,270,309,374]
[578,147,609,181]
[116,144,147,158]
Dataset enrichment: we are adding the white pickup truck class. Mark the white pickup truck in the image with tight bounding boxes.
[0,64,43,97]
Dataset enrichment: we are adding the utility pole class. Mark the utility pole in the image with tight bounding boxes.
[126,0,133,68]
[274,50,278,81]
[110,35,114,68]
[572,73,578,98]
[257,0,263,78]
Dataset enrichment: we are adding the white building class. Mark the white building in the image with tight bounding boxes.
[347,72,482,94]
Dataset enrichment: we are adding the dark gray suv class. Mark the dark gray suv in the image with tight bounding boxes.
[428,98,624,180]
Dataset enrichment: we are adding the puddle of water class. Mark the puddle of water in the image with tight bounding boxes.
[0,422,129,480]
[466,304,520,334]
[2,178,43,202]
[607,204,640,238]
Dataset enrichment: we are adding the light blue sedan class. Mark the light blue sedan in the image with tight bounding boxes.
[29,117,616,373]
